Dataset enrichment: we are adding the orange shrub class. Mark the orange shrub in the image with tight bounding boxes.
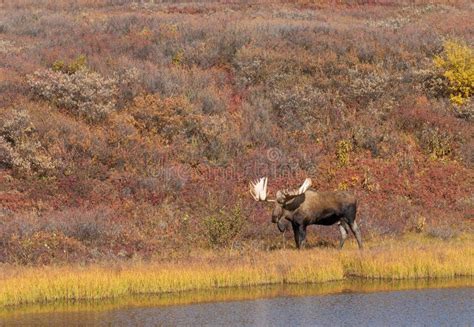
[130,94,202,144]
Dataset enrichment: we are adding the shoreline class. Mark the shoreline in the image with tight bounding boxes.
[1,235,473,308]
[1,278,472,318]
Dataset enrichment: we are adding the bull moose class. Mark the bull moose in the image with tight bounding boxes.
[249,177,363,249]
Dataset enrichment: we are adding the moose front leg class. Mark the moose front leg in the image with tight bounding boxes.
[338,222,349,249]
[292,222,307,249]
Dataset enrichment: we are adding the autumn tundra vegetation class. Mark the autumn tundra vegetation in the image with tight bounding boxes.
[0,0,473,306]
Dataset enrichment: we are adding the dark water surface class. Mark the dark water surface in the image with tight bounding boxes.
[1,284,472,326]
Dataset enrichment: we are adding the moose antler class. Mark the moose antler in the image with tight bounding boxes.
[250,177,312,203]
[277,178,312,203]
[249,177,276,202]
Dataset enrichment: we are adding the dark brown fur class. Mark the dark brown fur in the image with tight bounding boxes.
[272,190,362,249]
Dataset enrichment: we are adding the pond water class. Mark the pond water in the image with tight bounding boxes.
[1,281,472,326]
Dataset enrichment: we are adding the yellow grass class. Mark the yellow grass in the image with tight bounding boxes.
[0,235,472,308]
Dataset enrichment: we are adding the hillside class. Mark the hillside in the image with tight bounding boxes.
[0,0,472,265]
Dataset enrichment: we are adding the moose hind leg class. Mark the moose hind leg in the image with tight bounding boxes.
[349,221,363,249]
[338,222,349,249]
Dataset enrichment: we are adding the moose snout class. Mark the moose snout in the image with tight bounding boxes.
[276,219,287,232]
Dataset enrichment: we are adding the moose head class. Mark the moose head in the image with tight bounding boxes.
[249,177,312,233]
